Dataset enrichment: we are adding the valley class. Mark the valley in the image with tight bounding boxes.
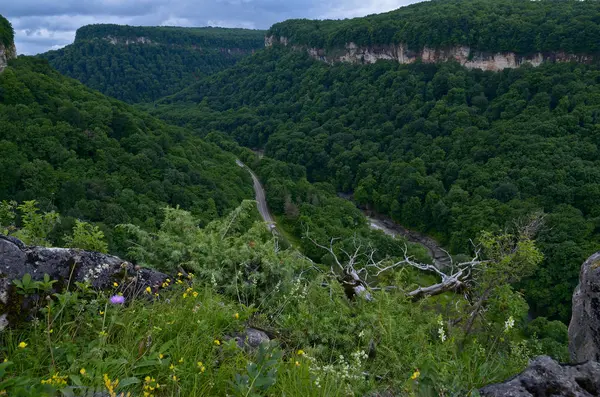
[1,1,600,395]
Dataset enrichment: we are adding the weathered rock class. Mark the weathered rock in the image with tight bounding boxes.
[0,235,168,329]
[0,42,16,73]
[227,327,271,351]
[569,252,600,363]
[480,356,600,397]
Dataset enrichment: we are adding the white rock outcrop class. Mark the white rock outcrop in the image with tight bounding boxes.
[266,36,594,72]
[0,42,16,73]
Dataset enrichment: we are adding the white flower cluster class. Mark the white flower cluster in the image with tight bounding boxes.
[504,316,515,333]
[304,350,368,389]
[437,317,447,343]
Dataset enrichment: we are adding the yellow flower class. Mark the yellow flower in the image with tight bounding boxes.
[182,293,188,299]
[197,361,206,372]
[169,364,175,371]
[187,273,195,279]
[176,280,183,285]
[296,350,305,356]
[234,313,239,319]
[177,272,183,277]
[178,358,184,363]
[411,369,420,380]
[100,311,105,315]
[192,291,198,298]
[113,282,119,287]
[17,342,27,349]
[144,376,151,382]
[171,375,178,382]
[80,368,86,376]
[145,287,152,294]
[159,353,164,359]
[295,361,300,367]
[213,339,221,346]
[99,330,108,337]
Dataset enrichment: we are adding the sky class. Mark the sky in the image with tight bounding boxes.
[2,0,423,55]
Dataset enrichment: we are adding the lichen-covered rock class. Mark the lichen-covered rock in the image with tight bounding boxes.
[0,235,168,329]
[226,327,271,351]
[569,252,600,363]
[480,356,600,397]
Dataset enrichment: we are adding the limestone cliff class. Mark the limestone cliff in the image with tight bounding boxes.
[265,36,594,72]
[0,42,16,72]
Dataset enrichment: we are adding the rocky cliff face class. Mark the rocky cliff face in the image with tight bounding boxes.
[481,250,600,396]
[265,36,594,71]
[569,252,600,362]
[0,41,16,73]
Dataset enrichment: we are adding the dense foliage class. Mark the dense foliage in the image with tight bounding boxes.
[0,14,13,48]
[153,47,600,322]
[0,56,252,251]
[268,0,600,54]
[0,202,566,396]
[41,25,265,103]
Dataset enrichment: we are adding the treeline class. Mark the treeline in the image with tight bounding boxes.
[0,14,13,47]
[75,24,265,49]
[40,24,266,102]
[268,0,600,54]
[0,56,252,251]
[153,47,600,322]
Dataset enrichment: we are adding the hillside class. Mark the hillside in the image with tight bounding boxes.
[267,0,600,69]
[153,40,600,322]
[0,54,253,251]
[40,24,265,103]
[0,15,16,72]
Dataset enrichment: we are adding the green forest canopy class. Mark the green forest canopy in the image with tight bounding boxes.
[153,46,600,323]
[0,14,14,48]
[40,24,266,102]
[0,56,252,251]
[268,0,600,54]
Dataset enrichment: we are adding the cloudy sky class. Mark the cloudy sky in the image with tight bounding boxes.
[3,0,423,55]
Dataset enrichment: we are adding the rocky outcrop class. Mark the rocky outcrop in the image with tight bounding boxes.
[480,356,600,397]
[105,36,153,45]
[0,42,16,73]
[0,235,167,329]
[265,36,595,72]
[569,252,600,362]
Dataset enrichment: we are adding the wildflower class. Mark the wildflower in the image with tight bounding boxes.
[41,373,68,388]
[187,273,195,279]
[296,350,305,356]
[113,282,119,287]
[177,272,183,277]
[145,287,152,294]
[504,316,515,333]
[178,358,184,363]
[99,330,108,337]
[197,361,206,372]
[100,311,105,315]
[176,280,183,285]
[192,291,198,298]
[437,316,447,343]
[234,312,239,319]
[110,295,125,305]
[295,361,300,367]
[171,375,178,382]
[103,374,119,397]
[182,293,188,299]
[411,369,420,380]
[80,368,87,376]
[17,342,27,349]
[159,353,164,359]
[213,339,221,346]
[169,364,175,371]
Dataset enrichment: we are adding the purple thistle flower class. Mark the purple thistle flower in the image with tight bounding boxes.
[109,295,125,305]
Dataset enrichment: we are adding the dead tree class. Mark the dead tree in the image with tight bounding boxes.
[305,234,487,301]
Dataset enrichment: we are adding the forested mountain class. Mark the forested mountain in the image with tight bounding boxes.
[153,40,600,321]
[40,24,265,103]
[0,14,13,47]
[0,54,252,251]
[269,0,600,54]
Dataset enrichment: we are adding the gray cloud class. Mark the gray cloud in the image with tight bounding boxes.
[3,0,422,55]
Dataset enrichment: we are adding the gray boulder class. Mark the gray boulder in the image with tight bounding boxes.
[226,327,271,351]
[568,252,600,363]
[480,356,600,397]
[0,235,168,328]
